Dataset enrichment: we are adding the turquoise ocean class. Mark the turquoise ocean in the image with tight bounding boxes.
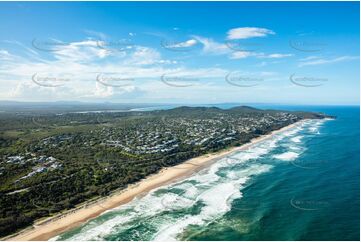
[53,105,359,241]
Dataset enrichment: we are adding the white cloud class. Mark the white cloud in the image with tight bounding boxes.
[230,51,254,59]
[299,56,320,61]
[258,53,293,59]
[10,81,80,100]
[83,30,108,40]
[93,82,114,98]
[0,49,14,61]
[165,39,197,48]
[53,40,110,62]
[227,27,275,40]
[230,52,292,60]
[128,46,162,65]
[0,39,233,102]
[4,40,40,57]
[298,56,359,67]
[193,36,230,55]
[192,34,289,60]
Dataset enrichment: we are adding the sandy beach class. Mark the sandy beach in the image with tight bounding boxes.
[6,121,302,241]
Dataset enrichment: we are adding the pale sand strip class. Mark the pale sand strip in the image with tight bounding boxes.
[7,121,303,241]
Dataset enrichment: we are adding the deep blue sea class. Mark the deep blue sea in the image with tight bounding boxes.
[53,105,359,241]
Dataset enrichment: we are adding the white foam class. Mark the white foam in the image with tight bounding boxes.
[183,185,199,198]
[66,211,136,241]
[62,191,188,240]
[190,140,275,185]
[48,235,60,241]
[160,193,195,210]
[282,126,303,137]
[153,182,240,241]
[226,164,272,180]
[307,119,326,134]
[153,164,272,241]
[291,135,303,143]
[289,145,302,151]
[273,151,299,161]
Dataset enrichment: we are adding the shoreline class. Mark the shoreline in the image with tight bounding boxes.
[6,120,304,241]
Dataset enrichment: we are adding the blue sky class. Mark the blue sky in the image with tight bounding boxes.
[0,1,359,105]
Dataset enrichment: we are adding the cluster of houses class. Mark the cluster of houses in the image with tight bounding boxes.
[41,134,73,147]
[3,153,61,181]
[1,111,299,179]
[99,112,298,155]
